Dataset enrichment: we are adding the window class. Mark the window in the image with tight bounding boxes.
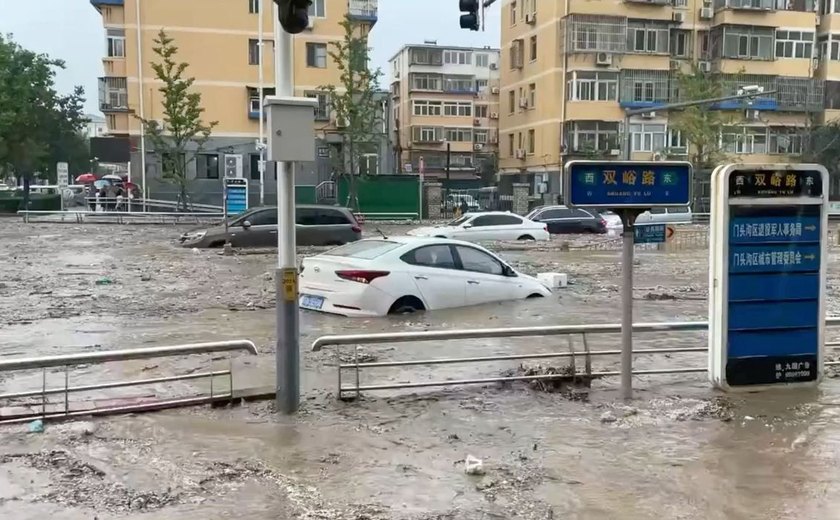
[476,53,490,67]
[413,100,443,116]
[443,77,474,92]
[775,30,814,59]
[628,21,669,54]
[412,73,441,90]
[306,43,327,68]
[508,133,515,156]
[248,39,261,65]
[249,0,259,13]
[630,123,666,152]
[528,83,536,108]
[410,48,443,65]
[510,0,517,24]
[510,39,524,68]
[474,130,488,144]
[566,71,618,101]
[668,129,688,153]
[457,246,504,276]
[722,126,767,154]
[475,105,489,118]
[297,208,351,225]
[768,128,805,154]
[527,129,536,154]
[445,128,473,142]
[475,79,489,91]
[720,26,774,60]
[196,154,219,179]
[444,50,472,64]
[247,209,278,226]
[412,126,443,142]
[671,30,690,58]
[471,215,523,227]
[403,245,457,269]
[443,102,472,117]
[249,154,262,181]
[566,121,619,152]
[508,90,515,113]
[530,35,538,61]
[106,29,125,58]
[308,0,325,17]
[305,91,330,120]
[106,114,116,129]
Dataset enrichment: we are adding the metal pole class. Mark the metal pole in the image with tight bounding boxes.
[618,209,638,399]
[258,0,266,206]
[623,113,631,161]
[135,0,147,213]
[445,142,451,211]
[274,6,299,414]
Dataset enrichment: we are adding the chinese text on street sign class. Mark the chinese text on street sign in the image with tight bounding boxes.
[224,178,249,217]
[565,161,692,208]
[634,224,666,244]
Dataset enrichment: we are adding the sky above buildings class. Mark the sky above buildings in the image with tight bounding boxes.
[0,0,501,114]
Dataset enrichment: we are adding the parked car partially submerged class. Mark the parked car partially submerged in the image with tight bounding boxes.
[525,205,607,234]
[298,236,552,317]
[179,205,361,248]
[408,211,550,242]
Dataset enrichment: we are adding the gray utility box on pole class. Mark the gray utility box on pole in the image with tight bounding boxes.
[264,96,319,163]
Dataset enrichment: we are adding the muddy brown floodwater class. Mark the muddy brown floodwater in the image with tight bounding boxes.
[3,219,840,519]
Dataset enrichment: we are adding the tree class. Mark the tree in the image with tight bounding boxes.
[668,65,739,170]
[321,16,384,210]
[137,31,217,211]
[802,120,840,177]
[0,34,89,202]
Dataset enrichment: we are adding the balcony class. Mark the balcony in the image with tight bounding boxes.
[442,76,477,95]
[348,0,378,24]
[619,70,672,109]
[90,0,123,7]
[98,77,129,112]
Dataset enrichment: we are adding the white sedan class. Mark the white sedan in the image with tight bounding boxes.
[408,212,550,242]
[298,237,552,317]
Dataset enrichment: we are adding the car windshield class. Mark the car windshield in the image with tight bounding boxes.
[324,240,402,259]
[447,215,472,226]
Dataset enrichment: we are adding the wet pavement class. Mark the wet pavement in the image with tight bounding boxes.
[2,219,840,518]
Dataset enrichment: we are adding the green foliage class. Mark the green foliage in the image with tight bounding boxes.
[668,64,739,169]
[320,16,384,210]
[802,120,840,176]
[0,34,89,184]
[137,31,217,210]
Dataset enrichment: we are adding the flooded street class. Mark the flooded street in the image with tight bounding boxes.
[3,219,840,518]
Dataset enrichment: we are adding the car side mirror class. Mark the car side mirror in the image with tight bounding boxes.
[531,217,540,222]
[242,220,252,229]
[463,223,473,229]
[503,265,517,277]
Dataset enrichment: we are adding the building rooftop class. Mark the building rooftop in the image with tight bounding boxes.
[389,43,500,64]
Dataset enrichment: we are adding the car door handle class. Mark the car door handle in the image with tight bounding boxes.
[270,230,277,234]
[467,280,480,285]
[414,275,428,280]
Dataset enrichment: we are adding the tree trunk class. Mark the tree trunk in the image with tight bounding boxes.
[22,173,30,213]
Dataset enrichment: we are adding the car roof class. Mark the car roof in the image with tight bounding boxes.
[359,236,493,249]
[462,211,518,217]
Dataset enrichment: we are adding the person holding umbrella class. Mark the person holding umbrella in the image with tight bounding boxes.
[76,173,97,211]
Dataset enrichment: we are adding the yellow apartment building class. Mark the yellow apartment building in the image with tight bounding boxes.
[498,0,829,200]
[388,43,501,179]
[90,0,385,203]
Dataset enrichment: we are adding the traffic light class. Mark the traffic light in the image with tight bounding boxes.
[274,0,312,34]
[459,0,480,31]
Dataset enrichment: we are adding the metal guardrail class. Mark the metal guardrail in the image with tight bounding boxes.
[313,319,840,399]
[19,210,225,225]
[0,340,257,424]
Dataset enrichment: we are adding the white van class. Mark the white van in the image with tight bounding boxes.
[634,206,692,225]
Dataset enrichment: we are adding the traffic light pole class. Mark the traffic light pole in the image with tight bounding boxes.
[273,2,300,414]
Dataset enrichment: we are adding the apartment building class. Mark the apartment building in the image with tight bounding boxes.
[389,43,501,178]
[499,0,828,197]
[90,0,387,204]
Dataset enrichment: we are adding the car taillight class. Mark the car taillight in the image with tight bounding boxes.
[543,225,548,232]
[354,213,366,225]
[335,270,390,284]
[600,219,607,227]
[351,225,362,233]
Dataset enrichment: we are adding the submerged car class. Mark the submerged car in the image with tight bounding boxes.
[179,205,361,248]
[408,212,550,242]
[525,205,607,234]
[298,236,552,317]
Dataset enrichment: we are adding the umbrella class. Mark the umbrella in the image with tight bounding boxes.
[101,174,123,182]
[75,173,97,183]
[93,179,112,189]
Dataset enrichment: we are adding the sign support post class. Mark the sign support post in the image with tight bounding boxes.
[566,160,692,399]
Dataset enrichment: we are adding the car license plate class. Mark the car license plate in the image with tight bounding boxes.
[300,294,324,310]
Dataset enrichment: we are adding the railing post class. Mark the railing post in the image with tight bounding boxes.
[64,365,69,415]
[41,369,46,418]
[354,344,361,401]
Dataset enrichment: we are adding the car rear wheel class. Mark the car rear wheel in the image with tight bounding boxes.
[434,235,447,239]
[388,296,425,315]
[526,293,545,298]
[517,234,535,241]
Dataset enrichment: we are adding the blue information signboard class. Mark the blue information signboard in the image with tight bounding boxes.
[564,160,692,208]
[634,224,666,244]
[708,164,828,390]
[224,178,249,217]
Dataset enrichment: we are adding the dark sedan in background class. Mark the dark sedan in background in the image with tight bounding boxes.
[525,205,607,234]
[179,204,362,248]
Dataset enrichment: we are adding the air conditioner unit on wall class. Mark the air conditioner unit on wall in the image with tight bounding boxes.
[641,111,656,119]
[491,86,500,94]
[525,12,536,24]
[490,63,499,70]
[474,143,484,151]
[515,149,526,159]
[699,7,713,19]
[699,61,712,72]
[490,112,499,119]
[519,97,529,108]
[672,11,685,23]
[596,52,613,66]
[745,109,761,120]
[307,18,315,29]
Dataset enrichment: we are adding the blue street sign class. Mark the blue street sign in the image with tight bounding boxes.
[634,223,666,244]
[564,160,692,208]
[224,178,249,217]
[708,164,828,390]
